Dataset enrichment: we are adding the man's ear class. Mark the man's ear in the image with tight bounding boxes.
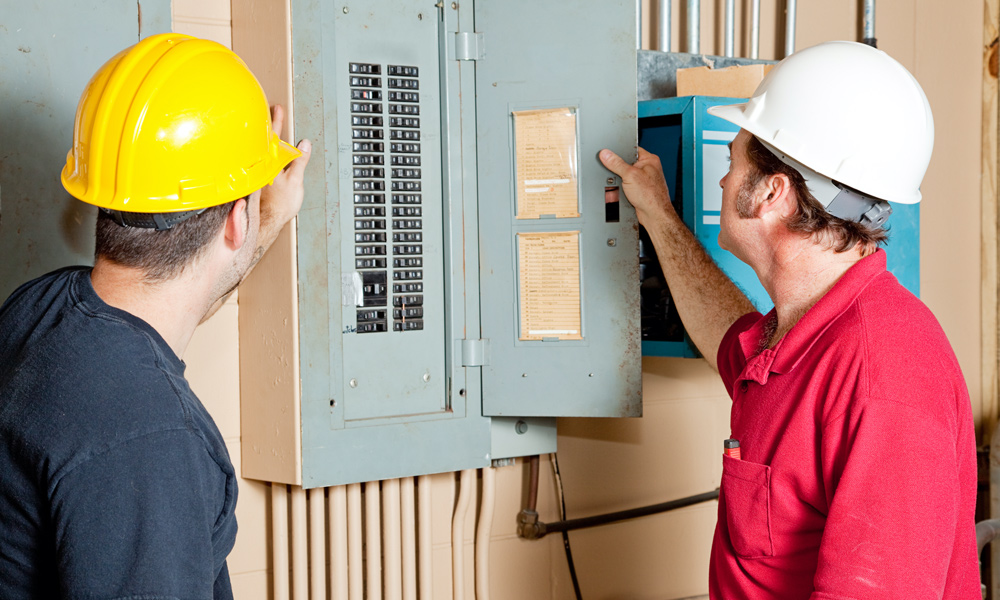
[223,198,249,251]
[757,173,796,220]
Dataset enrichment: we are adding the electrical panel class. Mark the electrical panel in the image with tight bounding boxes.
[637,96,920,357]
[239,0,640,488]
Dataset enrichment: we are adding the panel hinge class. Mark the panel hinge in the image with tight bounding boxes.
[454,32,485,61]
[461,338,489,367]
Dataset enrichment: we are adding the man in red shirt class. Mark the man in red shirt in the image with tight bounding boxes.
[601,41,980,598]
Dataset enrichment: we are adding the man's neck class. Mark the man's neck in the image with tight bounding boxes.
[757,240,867,349]
[90,258,214,358]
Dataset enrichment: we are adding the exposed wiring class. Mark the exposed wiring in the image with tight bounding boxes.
[551,453,583,600]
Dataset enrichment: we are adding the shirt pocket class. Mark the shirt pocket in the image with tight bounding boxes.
[721,454,774,558]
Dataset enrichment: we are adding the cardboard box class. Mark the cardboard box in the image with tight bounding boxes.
[676,63,774,98]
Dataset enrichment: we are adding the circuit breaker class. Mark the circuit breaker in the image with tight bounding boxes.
[637,95,920,357]
[239,0,640,488]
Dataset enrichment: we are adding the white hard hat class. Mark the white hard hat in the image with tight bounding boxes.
[709,41,934,208]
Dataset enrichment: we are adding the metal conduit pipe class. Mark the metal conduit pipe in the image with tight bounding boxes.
[308,488,327,600]
[785,0,797,57]
[291,486,308,600]
[272,485,290,600]
[637,0,643,49]
[417,476,433,600]
[383,479,403,600]
[862,0,877,47]
[400,478,418,600]
[330,485,349,600]
[750,0,761,59]
[686,0,700,54]
[365,481,383,600]
[658,0,671,52]
[452,470,476,600]
[347,483,364,600]
[724,0,736,57]
[519,489,721,540]
[475,468,497,600]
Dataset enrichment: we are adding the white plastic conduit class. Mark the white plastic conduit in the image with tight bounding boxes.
[308,488,326,600]
[330,485,349,600]
[417,476,433,600]
[348,483,364,600]
[383,479,403,600]
[475,468,497,600]
[400,477,418,600]
[272,485,290,600]
[290,486,308,600]
[365,481,383,600]
[452,470,476,600]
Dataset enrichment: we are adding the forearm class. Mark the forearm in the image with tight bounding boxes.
[642,205,754,369]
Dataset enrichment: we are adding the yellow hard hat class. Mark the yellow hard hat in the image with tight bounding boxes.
[61,33,301,213]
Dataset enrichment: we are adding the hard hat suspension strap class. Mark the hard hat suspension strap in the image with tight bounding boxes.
[100,207,208,231]
[825,184,893,228]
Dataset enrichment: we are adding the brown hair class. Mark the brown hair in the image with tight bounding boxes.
[739,136,886,255]
[94,200,237,281]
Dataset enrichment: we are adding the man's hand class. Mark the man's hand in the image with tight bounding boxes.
[260,104,311,232]
[599,145,752,369]
[599,147,676,227]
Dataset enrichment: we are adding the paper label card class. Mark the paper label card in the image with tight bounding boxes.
[517,231,583,341]
[513,108,580,219]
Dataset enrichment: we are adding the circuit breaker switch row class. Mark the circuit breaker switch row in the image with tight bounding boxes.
[393,270,422,281]
[356,258,386,269]
[390,142,420,154]
[356,232,386,243]
[355,219,386,230]
[393,307,423,319]
[351,89,382,101]
[354,154,385,165]
[393,232,421,242]
[354,180,385,191]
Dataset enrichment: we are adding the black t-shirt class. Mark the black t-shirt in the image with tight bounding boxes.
[0,267,237,599]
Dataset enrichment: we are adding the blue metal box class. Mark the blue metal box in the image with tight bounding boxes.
[638,96,920,358]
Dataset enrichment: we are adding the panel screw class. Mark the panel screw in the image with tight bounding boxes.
[330,399,337,407]
[343,6,349,13]
[588,373,594,377]
[606,177,615,185]
[521,373,527,378]
[452,2,458,8]
[349,378,358,388]
[423,373,431,383]
[607,238,617,247]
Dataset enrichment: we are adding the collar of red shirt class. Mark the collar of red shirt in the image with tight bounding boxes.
[735,248,888,385]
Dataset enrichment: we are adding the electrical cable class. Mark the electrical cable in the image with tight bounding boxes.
[550,453,583,600]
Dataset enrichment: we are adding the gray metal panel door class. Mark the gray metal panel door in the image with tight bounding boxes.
[0,2,170,299]
[476,1,642,417]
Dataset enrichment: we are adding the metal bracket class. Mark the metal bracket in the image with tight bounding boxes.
[454,32,485,61]
[461,338,489,367]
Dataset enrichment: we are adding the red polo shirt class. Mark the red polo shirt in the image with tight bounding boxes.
[711,250,980,599]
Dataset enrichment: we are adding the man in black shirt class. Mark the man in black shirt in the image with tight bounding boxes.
[0,33,310,598]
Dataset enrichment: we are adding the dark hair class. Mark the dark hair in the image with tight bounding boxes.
[739,136,887,255]
[95,200,237,280]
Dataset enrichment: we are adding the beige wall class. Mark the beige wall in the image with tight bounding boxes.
[180,0,987,598]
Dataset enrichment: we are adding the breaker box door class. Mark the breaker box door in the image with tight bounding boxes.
[474,1,642,417]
